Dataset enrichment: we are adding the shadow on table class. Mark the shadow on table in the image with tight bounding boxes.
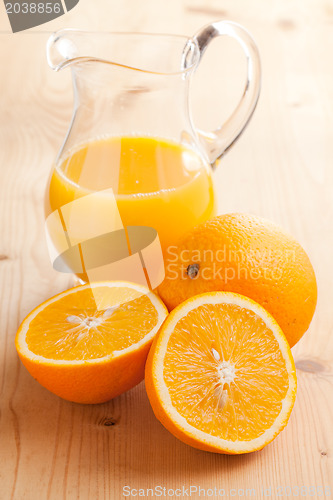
[8,369,277,495]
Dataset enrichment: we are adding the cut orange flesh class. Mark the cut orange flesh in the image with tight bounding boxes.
[16,282,168,404]
[145,292,297,454]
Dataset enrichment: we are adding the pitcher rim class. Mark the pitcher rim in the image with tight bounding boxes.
[47,28,200,75]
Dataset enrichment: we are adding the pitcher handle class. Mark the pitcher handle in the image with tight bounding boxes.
[191,21,261,167]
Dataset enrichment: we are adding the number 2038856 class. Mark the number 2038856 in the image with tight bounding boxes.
[5,3,62,14]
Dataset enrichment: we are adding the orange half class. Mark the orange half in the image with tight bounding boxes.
[145,292,297,454]
[16,282,168,404]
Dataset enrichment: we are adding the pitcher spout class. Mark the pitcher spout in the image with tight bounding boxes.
[46,29,199,74]
[47,29,81,71]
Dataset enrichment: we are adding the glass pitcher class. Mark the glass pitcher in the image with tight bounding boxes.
[44,22,260,287]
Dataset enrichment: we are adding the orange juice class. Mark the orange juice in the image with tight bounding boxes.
[45,136,216,270]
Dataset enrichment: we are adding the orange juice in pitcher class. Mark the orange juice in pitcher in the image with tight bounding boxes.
[45,25,260,285]
[46,136,216,253]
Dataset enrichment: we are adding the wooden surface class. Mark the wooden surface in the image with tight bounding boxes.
[1,0,333,498]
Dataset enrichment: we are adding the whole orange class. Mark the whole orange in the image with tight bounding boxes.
[158,213,317,347]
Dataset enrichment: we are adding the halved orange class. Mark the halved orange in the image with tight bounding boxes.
[16,281,168,404]
[145,292,297,454]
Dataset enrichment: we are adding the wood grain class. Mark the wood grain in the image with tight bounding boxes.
[0,0,332,498]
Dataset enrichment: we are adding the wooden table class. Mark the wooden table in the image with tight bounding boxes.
[1,0,332,498]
